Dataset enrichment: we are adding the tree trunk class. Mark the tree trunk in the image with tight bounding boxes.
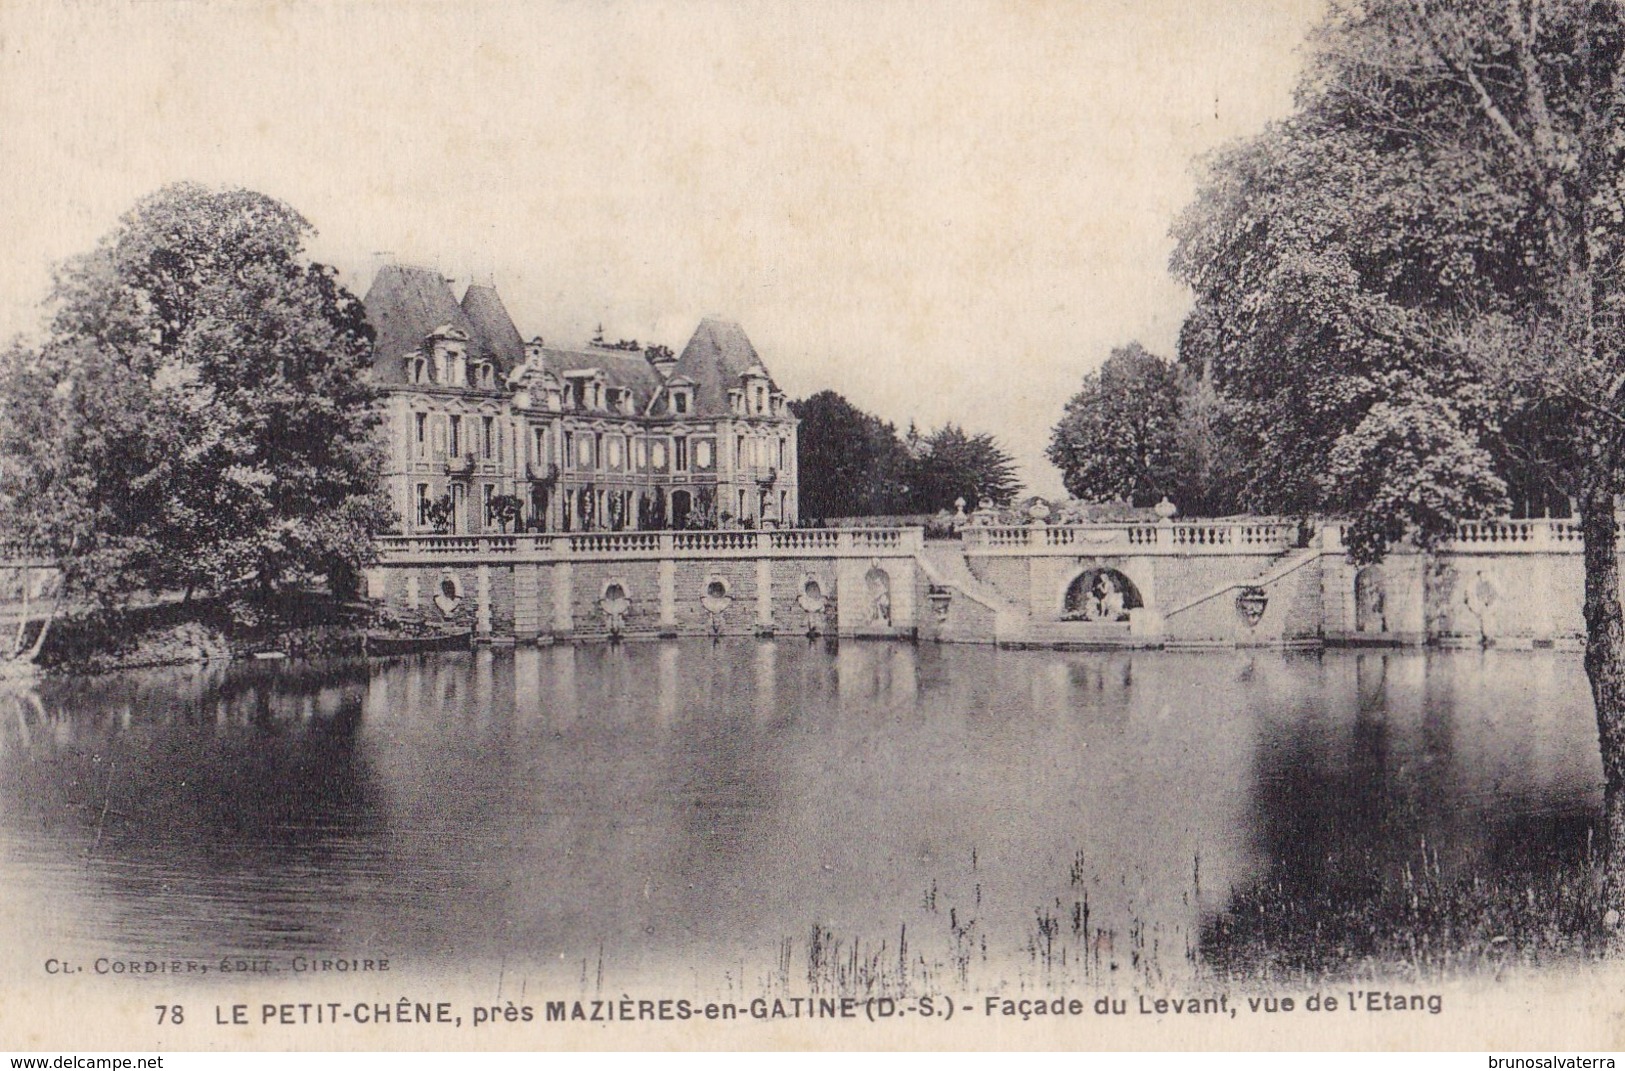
[1580,467,1625,934]
[11,564,30,660]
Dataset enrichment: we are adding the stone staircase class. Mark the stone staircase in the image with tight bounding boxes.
[1158,545,1326,646]
[915,539,1325,648]
[915,543,1028,643]
[1160,546,1323,620]
[917,543,1139,647]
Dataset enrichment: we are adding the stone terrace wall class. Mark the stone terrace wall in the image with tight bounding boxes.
[369,529,916,642]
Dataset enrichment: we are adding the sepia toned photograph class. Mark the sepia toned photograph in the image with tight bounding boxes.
[2,0,1624,1054]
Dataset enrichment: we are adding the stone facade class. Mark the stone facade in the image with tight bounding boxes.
[364,265,799,540]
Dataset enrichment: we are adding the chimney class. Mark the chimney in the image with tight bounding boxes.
[645,344,678,378]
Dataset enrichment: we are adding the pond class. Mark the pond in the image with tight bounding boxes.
[0,642,1604,995]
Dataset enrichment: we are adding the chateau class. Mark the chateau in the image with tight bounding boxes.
[362,265,799,535]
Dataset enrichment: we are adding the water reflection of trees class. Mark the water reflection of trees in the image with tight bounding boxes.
[1203,651,1602,979]
[0,660,388,955]
[6,645,1602,984]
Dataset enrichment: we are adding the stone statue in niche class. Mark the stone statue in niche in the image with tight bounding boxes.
[599,581,631,636]
[1062,568,1135,623]
[798,576,827,636]
[865,565,892,626]
[1094,574,1126,621]
[1354,566,1386,633]
[1463,570,1498,645]
[702,577,733,635]
[433,573,463,618]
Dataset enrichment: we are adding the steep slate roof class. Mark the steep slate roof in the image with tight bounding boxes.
[363,265,478,385]
[365,269,779,416]
[670,318,779,417]
[363,265,528,385]
[541,345,665,412]
[460,283,525,372]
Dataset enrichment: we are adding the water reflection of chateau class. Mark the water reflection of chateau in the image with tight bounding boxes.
[364,265,799,535]
[3,646,1597,990]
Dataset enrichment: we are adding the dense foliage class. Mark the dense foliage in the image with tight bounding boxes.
[1160,0,1625,919]
[0,183,392,607]
[1046,342,1245,515]
[1166,0,1625,558]
[905,423,1023,512]
[791,390,1021,519]
[790,391,915,518]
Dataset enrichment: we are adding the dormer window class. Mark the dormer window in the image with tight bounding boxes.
[429,326,471,388]
[673,390,689,415]
[728,389,743,415]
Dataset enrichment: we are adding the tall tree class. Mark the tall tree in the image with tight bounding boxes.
[1173,0,1625,922]
[791,391,912,519]
[906,424,1022,510]
[1048,342,1185,506]
[0,183,392,607]
[1048,342,1246,514]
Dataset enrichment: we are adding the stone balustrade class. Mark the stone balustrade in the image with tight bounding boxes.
[376,526,926,563]
[957,517,1591,556]
[961,521,1298,554]
[1320,517,1584,553]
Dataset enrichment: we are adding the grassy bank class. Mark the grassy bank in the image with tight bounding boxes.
[1198,845,1609,984]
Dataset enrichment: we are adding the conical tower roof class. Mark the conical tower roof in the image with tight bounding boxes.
[460,282,525,373]
[362,264,479,384]
[671,317,778,417]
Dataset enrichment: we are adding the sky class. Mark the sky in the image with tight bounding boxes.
[0,0,1323,497]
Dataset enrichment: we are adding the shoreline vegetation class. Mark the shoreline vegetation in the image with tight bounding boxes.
[786,851,1610,997]
[1197,854,1608,986]
[31,591,375,675]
